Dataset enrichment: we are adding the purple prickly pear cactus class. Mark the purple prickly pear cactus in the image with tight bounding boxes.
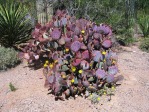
[95,69,106,79]
[71,41,81,52]
[50,28,61,40]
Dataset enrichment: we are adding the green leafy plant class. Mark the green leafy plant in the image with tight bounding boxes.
[116,27,135,46]
[139,38,149,52]
[0,47,20,71]
[9,82,17,91]
[137,12,149,38]
[0,0,32,47]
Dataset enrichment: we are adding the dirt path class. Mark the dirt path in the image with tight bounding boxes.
[0,46,149,112]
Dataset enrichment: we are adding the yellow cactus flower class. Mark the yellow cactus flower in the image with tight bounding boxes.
[45,60,49,64]
[112,60,116,64]
[25,60,28,64]
[62,74,66,79]
[49,63,54,68]
[71,79,74,83]
[44,64,47,67]
[90,94,93,98]
[111,86,115,90]
[81,30,85,34]
[65,48,69,52]
[97,97,100,101]
[72,66,76,72]
[78,70,83,74]
[103,59,106,62]
[54,60,58,63]
[90,63,92,67]
[102,51,106,55]
[103,92,106,95]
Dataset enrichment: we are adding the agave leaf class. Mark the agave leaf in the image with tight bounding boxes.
[0,2,32,47]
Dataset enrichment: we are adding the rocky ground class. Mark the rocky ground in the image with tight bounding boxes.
[0,45,149,112]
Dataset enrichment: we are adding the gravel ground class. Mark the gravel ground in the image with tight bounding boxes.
[0,45,149,112]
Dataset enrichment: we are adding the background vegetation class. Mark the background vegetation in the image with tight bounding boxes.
[0,0,149,48]
[14,0,149,47]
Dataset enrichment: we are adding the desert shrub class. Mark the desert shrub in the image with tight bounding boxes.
[116,27,135,46]
[139,38,149,52]
[0,0,32,47]
[20,10,118,101]
[9,82,17,92]
[0,47,20,71]
[137,12,149,38]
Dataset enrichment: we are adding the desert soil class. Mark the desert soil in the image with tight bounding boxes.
[0,45,149,112]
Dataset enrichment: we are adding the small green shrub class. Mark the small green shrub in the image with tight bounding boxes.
[138,13,149,38]
[116,28,135,46]
[9,82,17,91]
[140,38,149,52]
[0,47,20,71]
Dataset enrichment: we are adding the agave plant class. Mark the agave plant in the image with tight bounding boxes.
[20,9,118,101]
[0,0,32,47]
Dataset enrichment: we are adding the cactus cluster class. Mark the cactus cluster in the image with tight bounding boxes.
[20,10,118,101]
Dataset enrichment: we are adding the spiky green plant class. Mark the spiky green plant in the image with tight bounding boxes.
[138,12,149,38]
[0,0,32,47]
[140,38,149,52]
